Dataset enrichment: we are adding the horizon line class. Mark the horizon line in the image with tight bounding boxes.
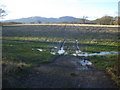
[0,15,118,21]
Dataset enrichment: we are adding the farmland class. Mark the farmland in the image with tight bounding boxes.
[2,24,120,88]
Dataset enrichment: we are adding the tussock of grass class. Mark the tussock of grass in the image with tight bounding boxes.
[2,58,32,74]
[2,58,34,88]
[70,72,77,76]
[106,67,120,87]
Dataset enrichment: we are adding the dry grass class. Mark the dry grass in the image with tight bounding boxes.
[106,67,120,87]
[3,24,119,27]
[2,59,29,74]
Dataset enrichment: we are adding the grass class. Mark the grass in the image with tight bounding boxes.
[2,40,56,66]
[86,54,119,87]
[86,55,118,69]
[2,24,120,87]
[3,23,119,27]
[70,72,77,76]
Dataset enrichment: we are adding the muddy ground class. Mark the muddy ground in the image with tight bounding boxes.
[3,56,117,88]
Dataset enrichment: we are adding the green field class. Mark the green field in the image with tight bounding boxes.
[2,24,120,87]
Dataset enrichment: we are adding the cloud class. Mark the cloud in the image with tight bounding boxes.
[66,0,80,3]
[85,0,119,2]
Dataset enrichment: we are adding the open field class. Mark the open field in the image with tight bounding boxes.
[2,24,120,88]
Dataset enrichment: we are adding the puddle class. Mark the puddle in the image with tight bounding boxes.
[72,54,77,56]
[50,52,56,55]
[79,60,92,66]
[76,50,82,53]
[64,52,68,55]
[51,50,68,55]
[76,59,92,71]
[58,48,65,54]
[54,46,58,49]
[32,48,119,56]
[37,49,44,51]
[46,40,49,42]
[72,51,119,56]
[32,48,46,51]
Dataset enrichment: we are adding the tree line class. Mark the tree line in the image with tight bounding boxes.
[60,16,120,25]
[89,16,120,25]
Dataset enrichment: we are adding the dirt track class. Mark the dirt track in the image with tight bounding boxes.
[23,56,116,88]
[3,56,117,88]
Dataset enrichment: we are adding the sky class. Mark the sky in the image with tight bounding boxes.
[0,0,119,20]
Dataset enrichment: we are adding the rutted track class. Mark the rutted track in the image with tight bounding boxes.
[18,56,117,88]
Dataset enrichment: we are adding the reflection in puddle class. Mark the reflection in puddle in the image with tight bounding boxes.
[54,46,58,49]
[64,52,68,55]
[77,59,93,71]
[72,52,119,56]
[32,48,46,51]
[58,48,65,55]
[79,60,92,66]
[32,48,119,56]
[37,49,44,51]
[75,50,82,53]
[50,52,56,55]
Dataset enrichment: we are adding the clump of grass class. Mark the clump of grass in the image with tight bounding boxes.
[2,58,32,75]
[2,59,33,88]
[106,67,120,87]
[70,72,77,76]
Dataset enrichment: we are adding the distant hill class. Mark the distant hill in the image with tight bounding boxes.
[3,16,87,23]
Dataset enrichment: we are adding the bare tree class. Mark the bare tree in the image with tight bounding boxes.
[0,8,7,18]
[38,20,41,24]
[0,6,7,25]
[81,16,88,24]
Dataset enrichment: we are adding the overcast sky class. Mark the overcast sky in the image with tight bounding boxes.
[0,0,119,20]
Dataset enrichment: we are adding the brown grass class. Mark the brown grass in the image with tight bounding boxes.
[3,24,119,27]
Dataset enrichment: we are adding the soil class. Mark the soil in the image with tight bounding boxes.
[3,56,117,88]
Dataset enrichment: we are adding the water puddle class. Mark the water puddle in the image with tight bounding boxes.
[32,48,119,56]
[64,52,68,55]
[54,46,58,49]
[58,49,65,55]
[72,51,119,56]
[32,48,46,51]
[76,50,82,53]
[50,52,56,55]
[76,60,93,70]
[37,49,44,51]
[79,60,92,66]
